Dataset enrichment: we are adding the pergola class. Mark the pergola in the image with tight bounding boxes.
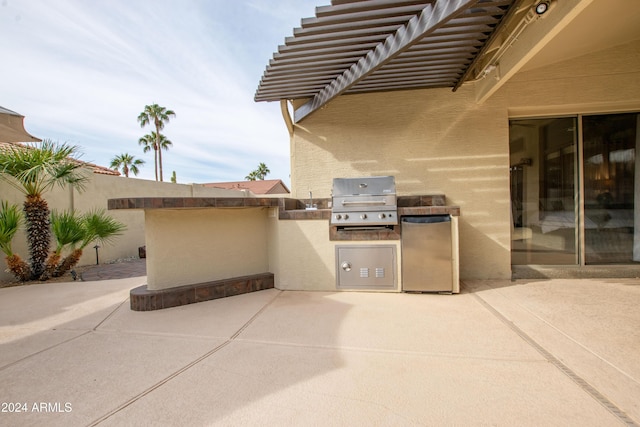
[255,0,521,122]
[256,0,640,124]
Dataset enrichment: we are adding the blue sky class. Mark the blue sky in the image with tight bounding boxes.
[0,0,322,185]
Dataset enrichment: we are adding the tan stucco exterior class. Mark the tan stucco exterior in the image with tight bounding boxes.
[7,3,639,291]
[289,85,511,279]
[266,212,459,292]
[266,214,403,292]
[0,173,243,281]
[287,38,640,280]
[266,216,336,291]
[115,36,640,292]
[145,208,269,290]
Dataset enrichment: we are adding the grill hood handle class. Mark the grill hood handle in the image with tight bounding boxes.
[341,200,387,206]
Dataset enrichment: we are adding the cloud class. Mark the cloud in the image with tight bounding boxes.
[0,0,320,184]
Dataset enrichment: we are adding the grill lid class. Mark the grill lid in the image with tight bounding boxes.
[331,176,398,226]
[332,176,396,197]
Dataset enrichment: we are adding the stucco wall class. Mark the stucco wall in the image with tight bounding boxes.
[288,39,640,280]
[504,39,640,117]
[0,172,243,281]
[267,217,336,291]
[145,208,269,290]
[290,85,511,280]
[266,214,402,291]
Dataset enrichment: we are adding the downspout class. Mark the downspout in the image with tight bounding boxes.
[280,99,294,137]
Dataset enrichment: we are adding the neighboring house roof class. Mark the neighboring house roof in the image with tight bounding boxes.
[0,106,41,143]
[0,141,120,176]
[76,159,121,176]
[201,179,290,194]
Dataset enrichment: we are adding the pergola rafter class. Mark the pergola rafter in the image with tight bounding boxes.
[255,0,517,122]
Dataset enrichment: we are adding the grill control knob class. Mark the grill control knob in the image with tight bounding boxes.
[378,213,386,219]
[344,214,349,220]
[360,214,367,220]
[335,214,342,220]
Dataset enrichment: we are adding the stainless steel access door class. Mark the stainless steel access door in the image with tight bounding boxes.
[336,245,396,290]
[401,215,453,292]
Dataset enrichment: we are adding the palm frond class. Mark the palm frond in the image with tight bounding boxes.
[110,153,145,177]
[80,209,126,249]
[0,201,22,256]
[50,210,85,255]
[0,140,88,197]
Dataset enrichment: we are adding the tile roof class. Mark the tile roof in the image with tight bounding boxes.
[201,179,290,194]
[0,141,120,176]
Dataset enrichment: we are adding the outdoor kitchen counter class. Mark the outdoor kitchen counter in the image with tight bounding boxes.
[108,197,280,210]
[274,195,460,241]
[108,195,460,217]
[276,195,460,220]
[107,195,460,309]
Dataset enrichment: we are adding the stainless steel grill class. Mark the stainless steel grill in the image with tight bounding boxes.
[331,176,397,227]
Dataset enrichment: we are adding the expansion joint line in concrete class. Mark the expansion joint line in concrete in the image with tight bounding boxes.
[88,290,284,426]
[93,298,129,331]
[472,292,639,427]
[0,331,92,372]
[0,296,128,373]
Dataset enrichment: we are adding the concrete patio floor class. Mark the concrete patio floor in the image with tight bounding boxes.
[0,273,639,426]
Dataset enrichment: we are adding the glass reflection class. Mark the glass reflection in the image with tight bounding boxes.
[510,117,578,265]
[583,113,639,264]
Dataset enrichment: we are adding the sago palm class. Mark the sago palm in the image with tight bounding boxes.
[0,140,88,279]
[0,201,30,281]
[51,209,126,277]
[42,210,85,279]
[137,104,175,182]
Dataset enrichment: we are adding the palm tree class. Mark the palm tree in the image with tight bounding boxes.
[137,104,175,182]
[42,210,85,279]
[246,163,270,181]
[256,162,270,180]
[110,153,144,178]
[0,201,30,281]
[138,133,158,181]
[0,140,87,279]
[138,132,172,181]
[156,133,173,177]
[47,209,125,277]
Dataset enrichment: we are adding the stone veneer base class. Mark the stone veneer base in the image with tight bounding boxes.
[130,272,274,311]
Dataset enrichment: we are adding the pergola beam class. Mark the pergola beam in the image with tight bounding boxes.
[294,0,479,122]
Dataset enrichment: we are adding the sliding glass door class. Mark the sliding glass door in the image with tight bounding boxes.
[510,112,640,265]
[510,117,578,265]
[583,113,639,263]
